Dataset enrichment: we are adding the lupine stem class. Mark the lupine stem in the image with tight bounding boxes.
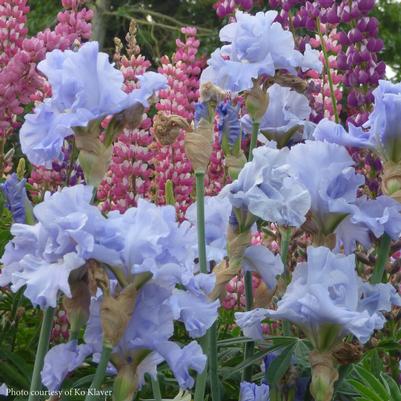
[164,179,176,206]
[317,18,340,124]
[0,138,5,179]
[194,170,210,401]
[151,376,163,401]
[371,233,391,284]
[85,344,112,401]
[28,307,55,401]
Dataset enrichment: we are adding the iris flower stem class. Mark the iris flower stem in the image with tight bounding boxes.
[280,227,292,336]
[194,170,216,401]
[248,120,260,162]
[280,227,292,282]
[209,321,220,401]
[241,121,260,382]
[317,18,340,124]
[371,233,391,284]
[85,344,112,401]
[28,307,55,401]
[195,171,207,275]
[151,377,162,401]
[242,270,255,382]
[194,336,208,401]
[70,330,80,341]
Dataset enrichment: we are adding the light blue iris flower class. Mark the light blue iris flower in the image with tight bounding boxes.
[241,84,314,147]
[200,11,322,92]
[20,41,167,167]
[0,185,121,308]
[288,140,364,234]
[235,246,401,347]
[222,145,311,227]
[314,80,401,163]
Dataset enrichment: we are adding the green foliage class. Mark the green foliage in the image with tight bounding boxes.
[348,365,401,401]
[98,0,220,63]
[373,0,401,81]
[26,0,60,35]
[0,199,12,256]
[25,0,401,82]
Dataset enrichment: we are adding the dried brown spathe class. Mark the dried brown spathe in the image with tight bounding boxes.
[184,118,214,172]
[382,161,401,203]
[209,227,252,301]
[101,283,138,347]
[153,113,192,145]
[309,351,339,401]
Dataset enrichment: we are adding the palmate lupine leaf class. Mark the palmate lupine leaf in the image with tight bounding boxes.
[380,373,401,401]
[348,365,401,401]
[0,346,31,389]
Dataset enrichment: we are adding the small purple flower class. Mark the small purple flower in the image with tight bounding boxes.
[239,381,270,401]
[0,173,32,223]
[217,101,242,148]
[194,102,210,128]
[0,383,8,396]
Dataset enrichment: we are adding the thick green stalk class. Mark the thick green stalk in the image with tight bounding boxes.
[85,344,113,401]
[241,121,260,381]
[208,322,220,401]
[28,307,55,401]
[151,377,162,401]
[248,121,260,162]
[280,227,292,336]
[194,171,210,401]
[194,336,208,401]
[242,270,255,382]
[371,233,391,284]
[195,171,208,274]
[280,227,291,279]
[70,330,80,341]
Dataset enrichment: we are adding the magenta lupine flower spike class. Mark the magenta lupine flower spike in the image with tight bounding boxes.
[154,27,204,219]
[97,25,156,213]
[0,0,93,138]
